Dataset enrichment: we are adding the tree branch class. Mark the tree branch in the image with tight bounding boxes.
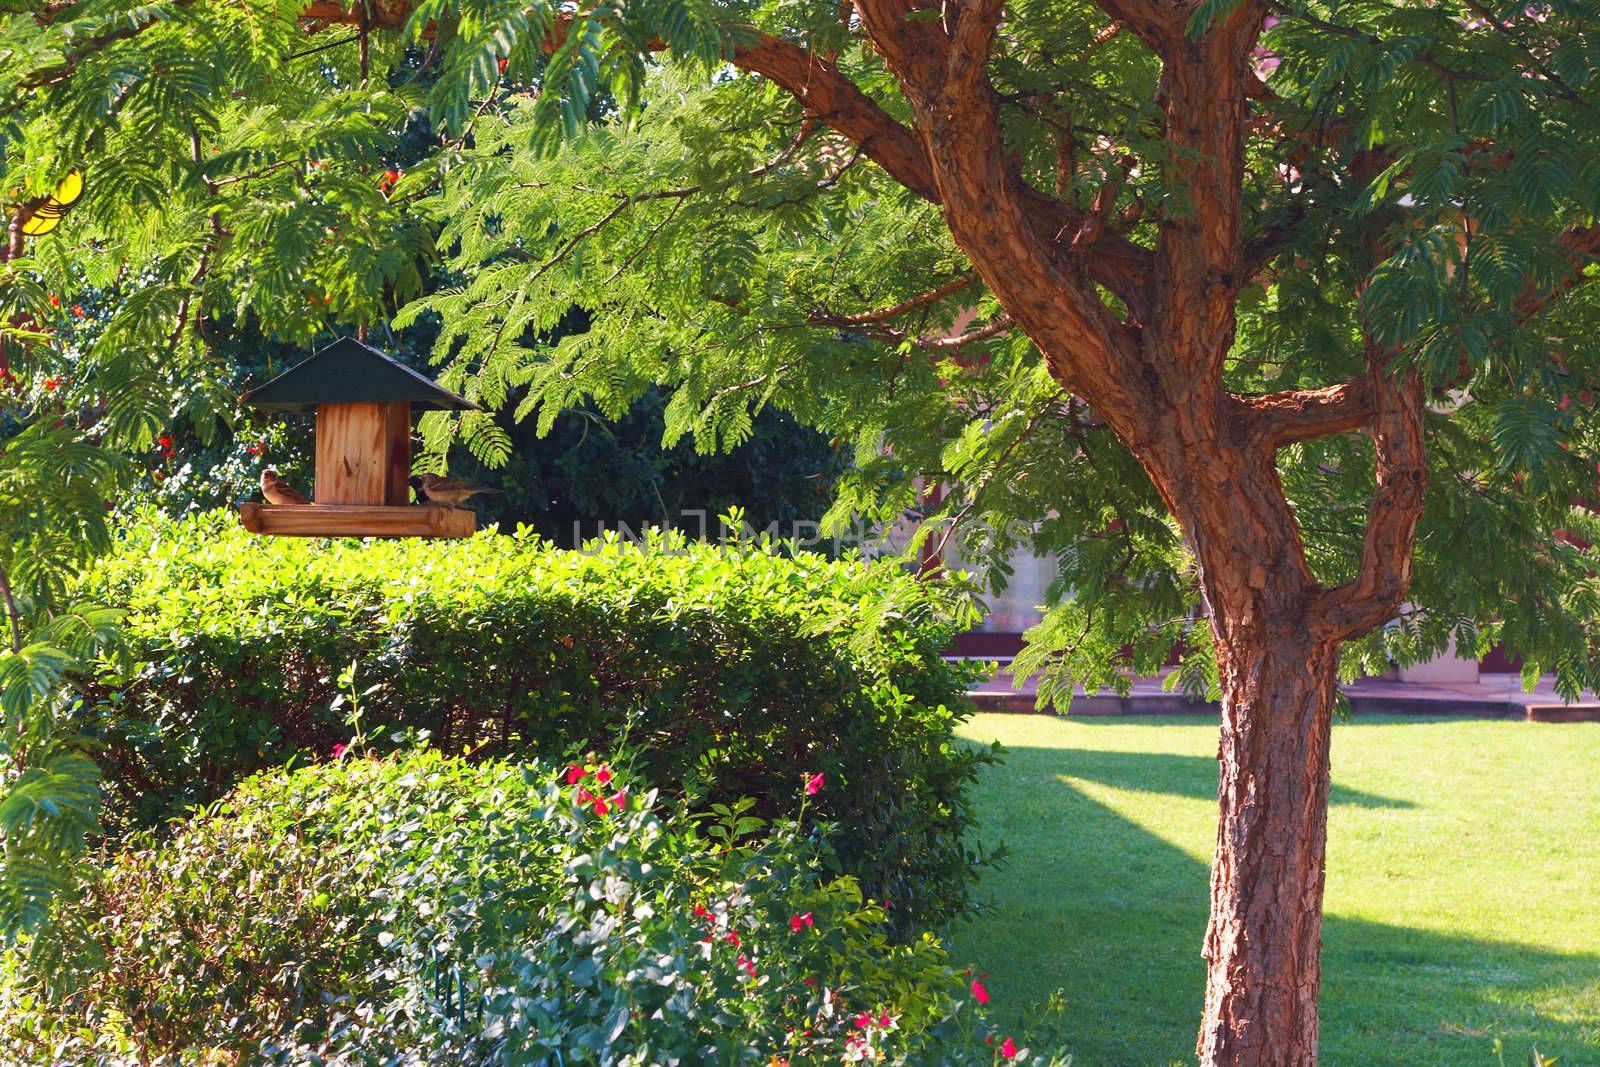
[1312,349,1426,640]
[0,562,22,654]
[821,276,977,325]
[915,314,1011,349]
[1234,378,1374,448]
[1150,0,1269,375]
[294,5,1153,309]
[1272,3,1495,85]
[20,0,197,90]
[1088,0,1186,53]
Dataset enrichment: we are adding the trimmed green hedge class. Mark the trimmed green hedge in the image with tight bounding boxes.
[5,750,1060,1065]
[76,510,994,928]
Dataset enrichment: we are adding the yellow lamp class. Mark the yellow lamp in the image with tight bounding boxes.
[52,170,82,207]
[20,212,59,236]
[18,170,85,240]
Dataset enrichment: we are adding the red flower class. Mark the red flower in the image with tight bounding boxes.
[247,441,264,456]
[497,57,508,73]
[1000,1037,1018,1058]
[43,377,57,390]
[725,931,740,946]
[971,977,990,1004]
[595,765,612,785]
[72,305,84,317]
[565,764,587,784]
[736,954,757,976]
[608,789,625,809]
[577,786,594,804]
[804,772,824,796]
[332,743,347,758]
[48,295,59,307]
[789,912,813,932]
[592,795,610,815]
[853,1012,871,1029]
[879,1011,891,1027]
[693,904,710,919]
[158,435,173,450]
[802,976,817,987]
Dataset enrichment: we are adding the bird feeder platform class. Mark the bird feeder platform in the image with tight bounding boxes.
[237,336,486,539]
[238,502,475,538]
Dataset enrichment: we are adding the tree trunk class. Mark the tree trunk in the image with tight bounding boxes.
[1196,619,1339,1067]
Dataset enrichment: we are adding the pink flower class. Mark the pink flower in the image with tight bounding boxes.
[879,1011,891,1027]
[595,765,612,785]
[737,954,757,976]
[1001,1037,1018,1059]
[972,977,990,1004]
[577,786,594,804]
[332,743,347,759]
[789,912,813,932]
[804,772,824,796]
[592,795,610,815]
[853,1012,871,1029]
[565,764,587,784]
[608,790,626,809]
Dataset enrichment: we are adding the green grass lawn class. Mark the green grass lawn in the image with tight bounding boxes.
[949,713,1600,1067]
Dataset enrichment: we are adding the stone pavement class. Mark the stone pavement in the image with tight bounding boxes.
[967,666,1600,721]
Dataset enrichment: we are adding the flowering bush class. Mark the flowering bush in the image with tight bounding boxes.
[3,751,1064,1066]
[76,509,996,929]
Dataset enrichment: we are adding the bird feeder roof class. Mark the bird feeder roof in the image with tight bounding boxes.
[241,336,481,413]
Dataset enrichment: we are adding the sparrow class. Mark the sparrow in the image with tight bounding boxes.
[410,473,501,509]
[260,469,311,506]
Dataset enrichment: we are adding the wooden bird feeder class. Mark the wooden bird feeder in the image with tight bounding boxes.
[237,336,481,538]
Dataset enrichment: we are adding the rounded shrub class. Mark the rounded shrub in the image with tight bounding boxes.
[3,751,1061,1066]
[76,509,995,929]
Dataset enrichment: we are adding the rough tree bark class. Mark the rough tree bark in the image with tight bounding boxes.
[1202,605,1338,1066]
[277,0,1455,1062]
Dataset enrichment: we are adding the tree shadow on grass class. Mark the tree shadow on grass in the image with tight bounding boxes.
[1025,745,1413,809]
[949,741,1600,1067]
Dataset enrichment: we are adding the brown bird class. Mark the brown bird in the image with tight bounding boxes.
[260,469,310,506]
[410,473,501,510]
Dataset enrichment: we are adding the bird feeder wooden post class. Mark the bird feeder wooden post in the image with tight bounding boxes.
[237,336,481,538]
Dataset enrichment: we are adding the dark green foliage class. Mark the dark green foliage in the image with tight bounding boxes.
[448,387,850,547]
[74,509,993,930]
[1,749,1060,1065]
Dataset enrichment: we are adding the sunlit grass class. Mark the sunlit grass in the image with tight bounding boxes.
[950,713,1600,1066]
